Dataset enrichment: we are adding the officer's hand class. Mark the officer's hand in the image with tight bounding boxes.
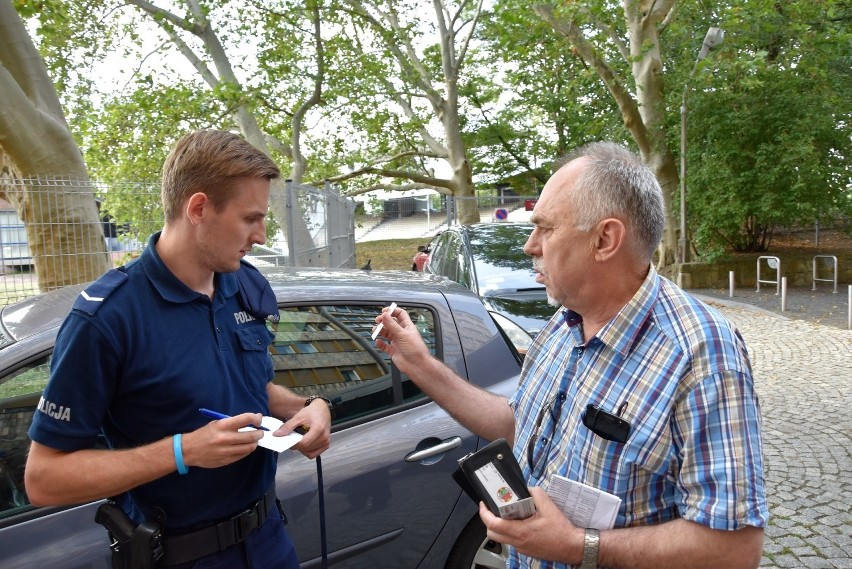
[185,412,265,469]
[278,403,331,460]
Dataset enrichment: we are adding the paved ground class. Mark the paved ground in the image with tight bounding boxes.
[690,290,851,568]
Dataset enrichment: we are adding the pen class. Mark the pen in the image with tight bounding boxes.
[199,408,270,431]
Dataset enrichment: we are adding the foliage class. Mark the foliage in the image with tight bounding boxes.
[683,0,852,257]
[471,0,630,194]
[10,0,852,263]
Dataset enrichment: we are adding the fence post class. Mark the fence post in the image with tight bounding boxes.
[285,179,297,266]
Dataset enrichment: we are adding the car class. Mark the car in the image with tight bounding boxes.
[0,267,523,569]
[424,223,556,353]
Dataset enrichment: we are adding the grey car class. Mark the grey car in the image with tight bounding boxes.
[424,223,555,353]
[0,267,522,569]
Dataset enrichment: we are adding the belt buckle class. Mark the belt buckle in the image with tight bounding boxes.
[233,508,256,542]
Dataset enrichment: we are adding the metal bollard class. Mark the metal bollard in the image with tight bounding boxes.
[848,285,851,330]
[729,271,735,298]
[781,277,787,312]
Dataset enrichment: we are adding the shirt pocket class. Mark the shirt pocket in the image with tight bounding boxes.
[235,326,274,394]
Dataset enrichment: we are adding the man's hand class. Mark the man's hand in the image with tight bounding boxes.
[373,304,433,376]
[479,486,583,565]
[278,401,331,459]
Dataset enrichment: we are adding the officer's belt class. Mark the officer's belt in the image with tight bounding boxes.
[161,486,277,566]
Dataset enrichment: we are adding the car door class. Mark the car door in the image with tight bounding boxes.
[269,297,481,568]
[0,340,112,569]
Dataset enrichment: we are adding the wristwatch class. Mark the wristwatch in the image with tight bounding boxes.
[579,528,599,569]
[304,395,335,419]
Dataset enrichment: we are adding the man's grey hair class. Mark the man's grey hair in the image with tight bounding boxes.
[558,142,665,261]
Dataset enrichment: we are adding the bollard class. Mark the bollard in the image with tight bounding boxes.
[729,271,735,298]
[781,277,787,312]
[848,285,851,330]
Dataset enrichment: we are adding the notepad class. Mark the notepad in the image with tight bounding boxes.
[239,416,303,452]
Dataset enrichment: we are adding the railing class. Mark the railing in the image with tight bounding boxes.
[812,255,838,293]
[756,256,781,294]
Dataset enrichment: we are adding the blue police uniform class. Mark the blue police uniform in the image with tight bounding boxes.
[29,232,297,566]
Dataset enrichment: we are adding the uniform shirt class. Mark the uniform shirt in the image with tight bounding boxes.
[508,267,768,569]
[29,232,276,529]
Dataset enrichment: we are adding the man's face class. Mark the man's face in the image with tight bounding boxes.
[523,160,594,310]
[197,177,270,273]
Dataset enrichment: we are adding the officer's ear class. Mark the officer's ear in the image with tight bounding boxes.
[186,192,210,226]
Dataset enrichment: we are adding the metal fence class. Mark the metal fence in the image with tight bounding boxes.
[0,175,539,306]
[0,177,356,305]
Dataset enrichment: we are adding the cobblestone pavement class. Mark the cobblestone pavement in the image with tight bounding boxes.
[693,296,852,568]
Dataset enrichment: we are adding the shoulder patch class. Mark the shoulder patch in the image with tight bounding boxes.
[236,260,279,323]
[72,268,129,315]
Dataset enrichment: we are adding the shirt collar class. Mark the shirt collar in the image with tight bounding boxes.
[139,232,238,303]
[560,265,659,357]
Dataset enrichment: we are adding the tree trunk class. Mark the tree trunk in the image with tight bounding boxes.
[0,1,110,290]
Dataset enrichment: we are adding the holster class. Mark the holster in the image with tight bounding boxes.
[95,500,165,569]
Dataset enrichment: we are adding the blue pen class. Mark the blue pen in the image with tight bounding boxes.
[199,408,270,431]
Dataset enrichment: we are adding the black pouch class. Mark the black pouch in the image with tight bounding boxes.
[453,438,535,520]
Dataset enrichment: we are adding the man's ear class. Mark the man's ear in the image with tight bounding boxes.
[593,218,626,261]
[185,192,209,226]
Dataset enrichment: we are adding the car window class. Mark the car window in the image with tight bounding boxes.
[268,304,436,425]
[441,233,462,283]
[0,355,51,520]
[456,235,472,290]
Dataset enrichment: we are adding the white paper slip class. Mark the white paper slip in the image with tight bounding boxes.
[546,475,621,530]
[239,416,303,453]
[371,302,397,340]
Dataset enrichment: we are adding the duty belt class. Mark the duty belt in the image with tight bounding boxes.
[161,487,277,566]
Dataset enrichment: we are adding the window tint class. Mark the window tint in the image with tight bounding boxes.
[268,304,437,424]
[0,355,51,520]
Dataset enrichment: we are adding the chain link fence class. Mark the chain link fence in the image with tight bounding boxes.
[0,177,356,305]
[0,177,540,306]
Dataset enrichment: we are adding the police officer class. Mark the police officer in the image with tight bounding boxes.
[25,130,332,568]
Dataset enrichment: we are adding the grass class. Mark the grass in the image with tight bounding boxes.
[355,237,431,271]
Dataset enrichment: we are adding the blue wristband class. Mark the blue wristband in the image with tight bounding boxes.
[173,434,188,475]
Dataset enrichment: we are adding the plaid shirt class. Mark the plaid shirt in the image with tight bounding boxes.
[508,268,768,569]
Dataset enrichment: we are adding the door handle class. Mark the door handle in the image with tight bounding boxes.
[404,436,463,463]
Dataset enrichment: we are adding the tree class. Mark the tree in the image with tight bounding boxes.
[530,0,684,264]
[323,0,486,224]
[470,0,629,193]
[0,0,109,290]
[684,0,852,256]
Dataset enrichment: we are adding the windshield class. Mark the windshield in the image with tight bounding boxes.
[467,224,541,294]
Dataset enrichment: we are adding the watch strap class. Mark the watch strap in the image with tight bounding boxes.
[304,395,335,419]
[579,528,599,569]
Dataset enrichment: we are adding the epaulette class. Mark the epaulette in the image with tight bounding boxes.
[236,260,280,323]
[72,268,129,316]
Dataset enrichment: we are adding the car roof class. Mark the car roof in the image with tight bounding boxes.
[0,283,87,345]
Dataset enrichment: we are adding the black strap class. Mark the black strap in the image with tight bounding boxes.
[317,456,328,569]
[160,487,276,566]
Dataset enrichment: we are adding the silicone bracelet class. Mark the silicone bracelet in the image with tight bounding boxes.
[173,433,189,475]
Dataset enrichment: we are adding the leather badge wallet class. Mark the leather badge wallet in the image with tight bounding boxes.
[453,438,535,520]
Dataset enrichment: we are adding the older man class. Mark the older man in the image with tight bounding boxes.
[374,141,767,569]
